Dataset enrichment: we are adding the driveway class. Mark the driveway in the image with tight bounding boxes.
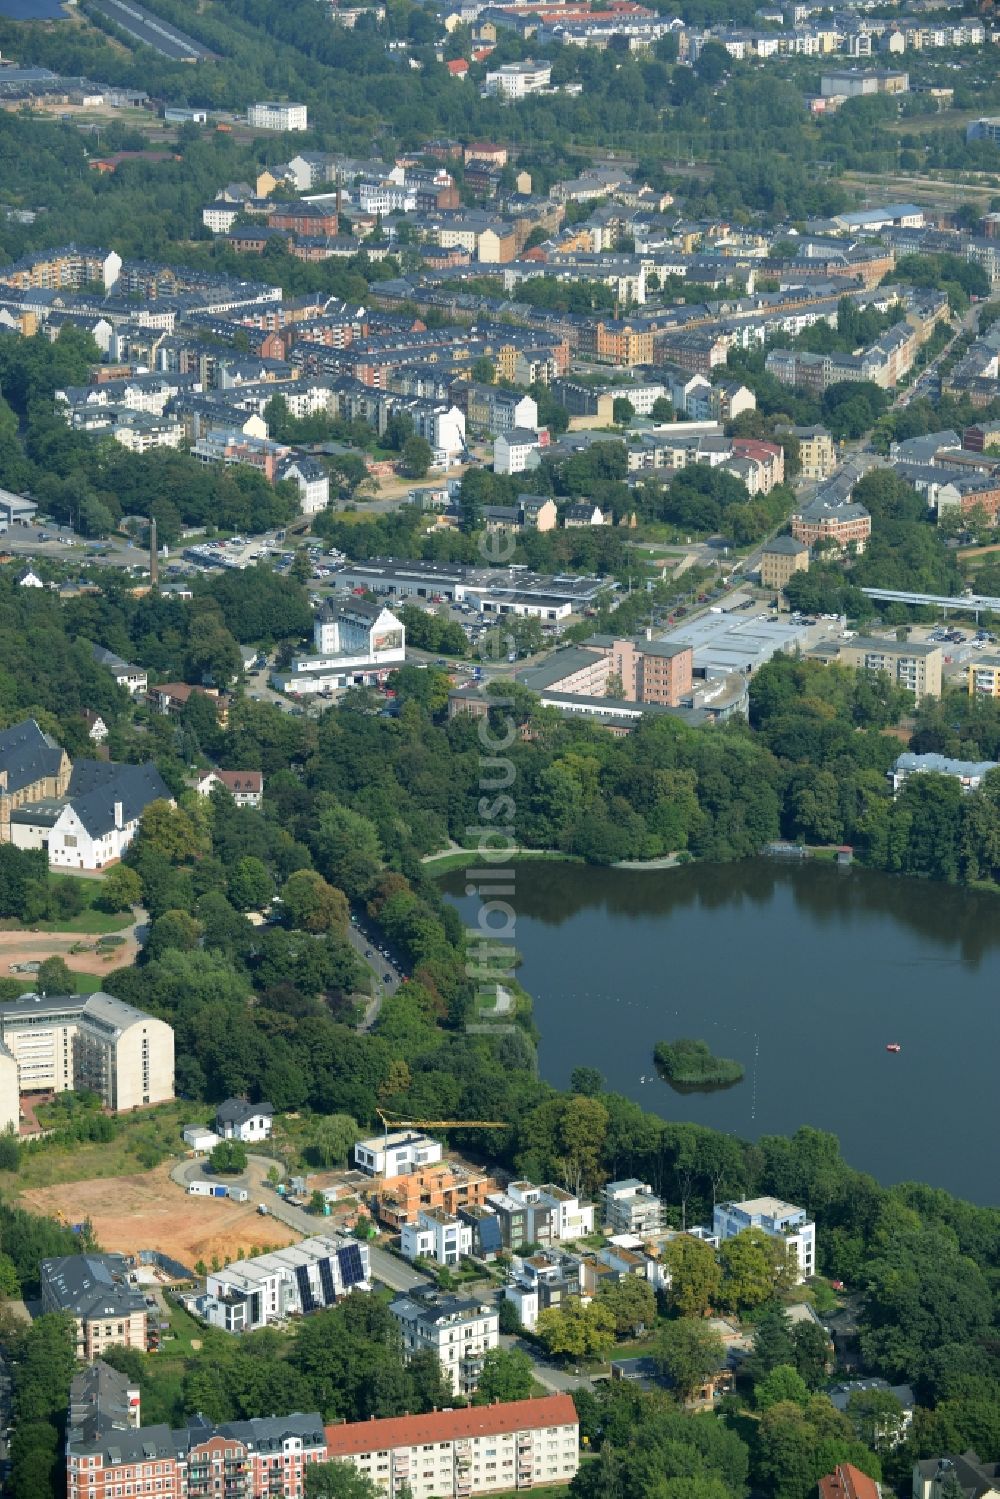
[170,1154,431,1293]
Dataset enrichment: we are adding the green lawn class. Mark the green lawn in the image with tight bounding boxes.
[160,1299,207,1354]
[36,874,133,934]
[425,849,578,876]
[6,970,109,997]
[2,1099,196,1191]
[611,1333,662,1358]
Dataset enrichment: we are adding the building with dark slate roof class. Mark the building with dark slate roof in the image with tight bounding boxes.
[66,1412,328,1499]
[42,1254,149,1361]
[0,718,70,838]
[70,1358,141,1442]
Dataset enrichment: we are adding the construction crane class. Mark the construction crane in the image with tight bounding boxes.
[376,1109,507,1136]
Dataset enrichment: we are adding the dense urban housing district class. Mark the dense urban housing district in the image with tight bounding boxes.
[0,0,995,1492]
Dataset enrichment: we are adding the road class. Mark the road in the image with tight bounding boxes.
[345,912,403,1031]
[891,306,977,413]
[169,1155,432,1292]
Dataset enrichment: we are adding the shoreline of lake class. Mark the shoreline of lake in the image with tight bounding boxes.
[441,858,1000,1206]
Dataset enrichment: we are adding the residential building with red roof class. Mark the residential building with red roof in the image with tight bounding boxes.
[196,768,264,808]
[818,1462,882,1499]
[324,1394,579,1497]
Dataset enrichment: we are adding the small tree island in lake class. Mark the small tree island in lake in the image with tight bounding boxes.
[653,1037,745,1090]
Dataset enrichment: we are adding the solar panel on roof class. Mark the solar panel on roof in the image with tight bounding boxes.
[317,1256,337,1306]
[337,1243,364,1288]
[294,1263,316,1313]
[478,1216,502,1253]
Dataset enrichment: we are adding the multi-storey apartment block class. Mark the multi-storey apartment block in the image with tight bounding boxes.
[67,1413,328,1498]
[323,1394,580,1498]
[0,990,174,1130]
[390,1292,499,1397]
[42,1255,149,1362]
[713,1197,816,1282]
[203,1235,370,1333]
[247,101,308,130]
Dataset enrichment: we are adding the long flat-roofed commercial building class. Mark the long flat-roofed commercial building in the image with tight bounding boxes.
[661,610,840,679]
[323,1394,580,1497]
[328,559,612,615]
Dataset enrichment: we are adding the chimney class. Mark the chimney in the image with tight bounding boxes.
[149,516,158,588]
[114,801,123,829]
[645,627,652,641]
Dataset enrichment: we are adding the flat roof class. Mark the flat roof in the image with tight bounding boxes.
[518,646,602,691]
[723,1195,806,1218]
[846,636,940,657]
[660,611,822,675]
[215,1234,355,1284]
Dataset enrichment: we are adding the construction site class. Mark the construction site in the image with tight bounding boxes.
[21,1161,298,1269]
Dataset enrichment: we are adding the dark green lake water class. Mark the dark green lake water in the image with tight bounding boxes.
[441,859,1000,1206]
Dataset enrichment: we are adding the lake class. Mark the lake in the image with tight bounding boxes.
[0,0,68,16]
[440,859,1000,1206]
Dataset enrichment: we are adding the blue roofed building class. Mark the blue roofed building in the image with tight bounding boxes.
[890,752,998,795]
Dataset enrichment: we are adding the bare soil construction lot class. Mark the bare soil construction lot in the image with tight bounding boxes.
[0,927,138,975]
[22,1162,298,1267]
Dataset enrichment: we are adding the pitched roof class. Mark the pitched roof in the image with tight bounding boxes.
[92,644,140,675]
[324,1395,577,1456]
[216,1097,273,1126]
[65,759,171,838]
[913,1454,1000,1499]
[149,683,202,703]
[278,454,326,480]
[41,1253,147,1322]
[0,718,65,794]
[211,770,263,796]
[818,1464,881,1499]
[70,1359,137,1442]
[763,535,809,555]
